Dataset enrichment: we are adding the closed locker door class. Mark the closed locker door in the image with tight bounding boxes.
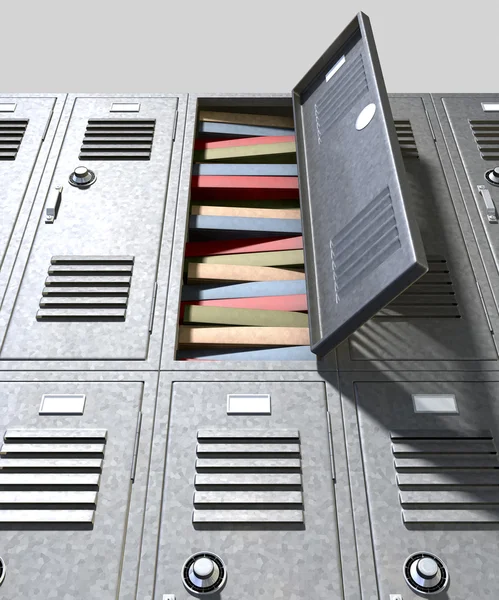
[154,381,343,600]
[1,96,177,361]
[0,97,55,274]
[442,97,499,273]
[338,96,497,367]
[354,379,499,599]
[0,380,142,599]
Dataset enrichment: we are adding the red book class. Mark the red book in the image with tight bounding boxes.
[185,236,304,257]
[180,294,308,320]
[191,176,299,191]
[194,135,295,151]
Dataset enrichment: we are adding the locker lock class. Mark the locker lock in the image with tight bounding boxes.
[403,552,449,595]
[485,167,499,186]
[68,166,97,188]
[0,556,5,586]
[182,552,227,596]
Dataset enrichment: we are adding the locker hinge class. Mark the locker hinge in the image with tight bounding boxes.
[327,411,336,482]
[148,281,159,333]
[424,109,436,142]
[173,110,179,141]
[130,411,143,482]
[42,110,54,142]
[476,279,494,333]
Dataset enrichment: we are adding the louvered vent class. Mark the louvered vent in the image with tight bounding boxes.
[394,120,419,159]
[392,428,499,524]
[79,119,156,160]
[376,255,460,318]
[193,429,304,526]
[315,53,368,143]
[470,120,499,160]
[0,119,28,160]
[36,255,134,322]
[330,187,400,302]
[0,428,107,527]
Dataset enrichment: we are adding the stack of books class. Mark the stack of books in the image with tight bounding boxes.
[176,110,315,361]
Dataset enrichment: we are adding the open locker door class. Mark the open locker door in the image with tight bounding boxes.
[293,12,428,357]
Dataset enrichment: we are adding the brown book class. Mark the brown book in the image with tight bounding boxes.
[191,205,301,220]
[198,110,294,130]
[187,263,305,283]
[178,326,310,346]
[183,305,308,327]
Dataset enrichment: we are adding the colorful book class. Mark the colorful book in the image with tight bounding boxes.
[194,135,295,151]
[186,249,304,267]
[178,326,310,346]
[181,294,308,312]
[182,305,308,327]
[192,163,298,177]
[185,236,304,257]
[187,263,305,283]
[198,110,295,129]
[197,122,294,138]
[190,205,301,220]
[192,175,299,191]
[181,280,307,301]
[189,215,302,235]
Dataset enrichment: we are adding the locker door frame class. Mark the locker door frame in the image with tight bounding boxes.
[0,93,188,372]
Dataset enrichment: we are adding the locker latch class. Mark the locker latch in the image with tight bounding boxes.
[478,185,498,223]
[45,185,63,223]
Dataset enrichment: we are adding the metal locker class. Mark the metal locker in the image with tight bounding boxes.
[153,380,343,600]
[346,376,499,599]
[0,95,62,295]
[0,95,178,361]
[336,96,498,369]
[0,380,143,599]
[437,97,499,276]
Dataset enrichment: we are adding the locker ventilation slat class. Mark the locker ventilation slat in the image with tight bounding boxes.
[376,255,461,319]
[0,428,107,527]
[36,256,134,321]
[79,119,156,160]
[0,119,28,160]
[193,430,304,526]
[315,53,368,143]
[470,120,499,160]
[391,428,499,524]
[394,120,419,159]
[330,187,400,301]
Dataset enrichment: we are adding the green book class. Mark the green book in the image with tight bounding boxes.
[194,141,296,163]
[186,249,304,268]
[183,305,309,328]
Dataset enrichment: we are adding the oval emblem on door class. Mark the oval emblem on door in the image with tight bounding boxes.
[355,103,377,130]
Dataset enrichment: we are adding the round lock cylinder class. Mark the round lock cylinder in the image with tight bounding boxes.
[182,552,227,597]
[0,556,5,586]
[403,552,449,595]
[68,166,97,188]
[485,167,499,186]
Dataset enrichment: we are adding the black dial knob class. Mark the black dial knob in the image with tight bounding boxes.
[69,166,97,188]
[485,167,499,186]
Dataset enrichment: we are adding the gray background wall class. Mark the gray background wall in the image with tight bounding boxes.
[2,0,498,93]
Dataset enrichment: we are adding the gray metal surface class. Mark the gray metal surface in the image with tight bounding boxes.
[337,95,499,370]
[340,372,499,599]
[293,13,427,357]
[0,95,178,362]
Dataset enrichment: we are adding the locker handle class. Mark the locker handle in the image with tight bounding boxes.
[45,185,63,224]
[478,185,498,224]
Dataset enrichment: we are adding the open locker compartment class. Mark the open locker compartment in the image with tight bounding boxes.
[0,94,65,301]
[152,377,346,600]
[0,95,179,363]
[340,371,499,599]
[336,95,499,370]
[0,377,147,599]
[165,13,430,371]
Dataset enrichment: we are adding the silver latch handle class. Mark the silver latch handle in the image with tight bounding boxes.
[478,185,498,224]
[45,185,63,223]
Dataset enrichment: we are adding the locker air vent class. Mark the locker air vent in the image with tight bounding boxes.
[0,119,28,160]
[469,120,499,160]
[392,428,499,523]
[315,53,368,143]
[79,119,156,160]
[376,255,461,318]
[394,120,419,159]
[330,187,400,301]
[0,428,107,527]
[193,429,304,526]
[36,255,134,322]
